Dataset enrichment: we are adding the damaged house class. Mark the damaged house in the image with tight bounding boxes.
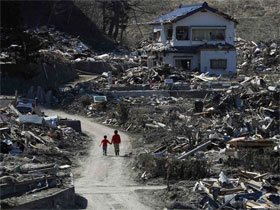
[148,2,238,75]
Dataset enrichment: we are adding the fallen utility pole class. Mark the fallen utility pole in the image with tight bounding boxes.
[178,140,212,160]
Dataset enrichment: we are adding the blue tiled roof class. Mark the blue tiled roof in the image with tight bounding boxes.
[151,3,204,24]
[151,2,237,24]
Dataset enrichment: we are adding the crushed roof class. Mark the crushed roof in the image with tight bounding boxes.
[150,2,237,24]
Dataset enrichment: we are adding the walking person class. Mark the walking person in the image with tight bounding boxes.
[100,135,111,156]
[111,130,121,156]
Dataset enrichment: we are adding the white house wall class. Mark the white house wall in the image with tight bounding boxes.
[171,10,235,46]
[162,52,199,70]
[200,50,236,75]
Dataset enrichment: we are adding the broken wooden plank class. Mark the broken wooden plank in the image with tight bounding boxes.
[9,105,21,116]
[28,167,57,175]
[179,140,212,160]
[245,180,263,191]
[0,127,10,133]
[254,173,269,180]
[27,131,46,144]
[219,186,244,195]
[199,181,213,200]
[238,170,257,180]
[240,182,247,191]
[153,145,167,153]
[145,123,159,128]
[246,200,270,209]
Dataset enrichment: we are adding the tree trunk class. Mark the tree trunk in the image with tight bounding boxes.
[120,15,128,45]
[113,1,120,39]
[102,2,106,33]
[47,1,57,25]
[108,2,115,37]
[120,17,124,45]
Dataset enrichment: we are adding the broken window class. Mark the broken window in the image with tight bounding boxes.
[210,59,227,69]
[153,31,160,42]
[192,29,225,41]
[175,59,191,70]
[167,28,173,40]
[176,26,189,40]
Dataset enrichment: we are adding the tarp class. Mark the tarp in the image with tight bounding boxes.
[19,115,44,125]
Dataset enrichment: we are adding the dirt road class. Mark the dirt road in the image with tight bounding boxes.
[42,108,165,210]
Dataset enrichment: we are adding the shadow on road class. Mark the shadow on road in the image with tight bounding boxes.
[71,193,88,209]
[102,154,130,158]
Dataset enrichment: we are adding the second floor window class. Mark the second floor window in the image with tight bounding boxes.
[192,29,225,41]
[176,26,189,40]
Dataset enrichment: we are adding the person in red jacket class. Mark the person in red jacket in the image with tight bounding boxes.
[100,135,111,156]
[111,130,121,156]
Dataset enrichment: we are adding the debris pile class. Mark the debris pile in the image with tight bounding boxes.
[0,104,90,208]
[96,75,280,185]
[115,65,188,86]
[0,26,94,65]
[193,170,280,209]
[154,170,280,209]
[236,38,280,73]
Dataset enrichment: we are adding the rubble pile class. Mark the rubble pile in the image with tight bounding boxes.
[154,171,280,209]
[0,26,95,65]
[136,153,210,181]
[96,75,280,183]
[192,171,280,209]
[115,65,188,85]
[56,74,280,156]
[236,38,280,73]
[53,81,106,115]
[0,105,90,208]
[91,65,237,90]
[105,76,279,138]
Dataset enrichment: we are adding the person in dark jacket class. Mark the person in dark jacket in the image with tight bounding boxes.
[111,130,121,156]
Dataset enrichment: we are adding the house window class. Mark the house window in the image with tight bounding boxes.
[167,28,173,40]
[192,29,225,41]
[175,59,191,71]
[153,31,160,42]
[210,59,227,69]
[176,26,189,40]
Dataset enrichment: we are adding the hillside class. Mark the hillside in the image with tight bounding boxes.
[96,0,280,46]
[1,0,115,52]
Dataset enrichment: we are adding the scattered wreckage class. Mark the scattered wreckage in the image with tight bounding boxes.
[0,101,89,209]
[2,25,279,209]
[53,66,279,209]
